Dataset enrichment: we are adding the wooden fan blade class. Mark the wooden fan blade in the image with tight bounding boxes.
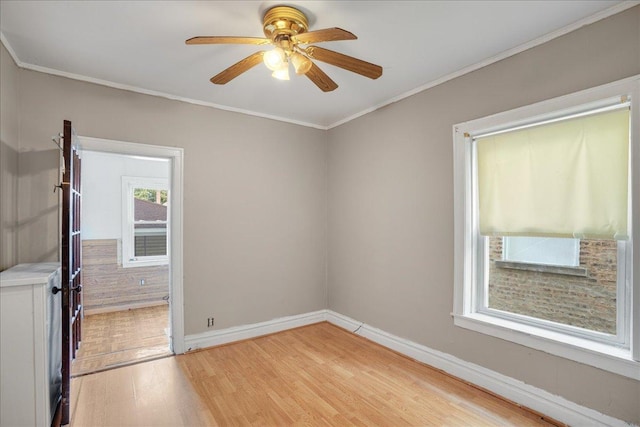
[294,28,356,44]
[305,46,382,79]
[186,36,271,45]
[305,63,338,92]
[210,51,265,85]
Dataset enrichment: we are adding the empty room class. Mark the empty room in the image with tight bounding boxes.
[0,1,639,426]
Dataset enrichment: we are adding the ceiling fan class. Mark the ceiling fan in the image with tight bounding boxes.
[186,5,383,92]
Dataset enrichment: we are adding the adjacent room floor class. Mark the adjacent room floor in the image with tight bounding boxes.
[70,322,561,426]
[71,304,172,376]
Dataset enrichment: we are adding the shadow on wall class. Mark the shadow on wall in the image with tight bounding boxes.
[0,140,18,270]
[16,149,61,263]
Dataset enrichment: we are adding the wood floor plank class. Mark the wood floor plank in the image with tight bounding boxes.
[70,322,562,426]
[72,305,172,376]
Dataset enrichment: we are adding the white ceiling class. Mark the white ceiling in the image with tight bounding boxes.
[0,1,631,129]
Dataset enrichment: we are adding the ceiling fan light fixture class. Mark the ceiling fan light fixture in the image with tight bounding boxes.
[263,47,286,71]
[272,63,290,80]
[291,52,312,75]
[187,5,381,91]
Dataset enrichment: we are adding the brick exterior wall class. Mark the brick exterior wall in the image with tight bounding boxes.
[487,238,617,334]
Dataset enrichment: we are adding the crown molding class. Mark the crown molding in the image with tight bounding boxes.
[326,0,640,129]
[2,1,639,131]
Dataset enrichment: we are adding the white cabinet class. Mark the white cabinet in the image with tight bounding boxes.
[1,263,62,427]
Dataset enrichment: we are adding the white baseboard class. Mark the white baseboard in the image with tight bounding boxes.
[324,310,632,427]
[183,309,631,426]
[184,310,326,352]
[84,300,167,316]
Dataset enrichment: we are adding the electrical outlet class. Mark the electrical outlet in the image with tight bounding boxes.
[139,279,145,286]
[207,317,215,328]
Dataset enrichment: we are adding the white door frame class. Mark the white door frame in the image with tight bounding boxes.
[77,136,185,354]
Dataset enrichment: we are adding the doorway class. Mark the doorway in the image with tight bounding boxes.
[72,137,184,376]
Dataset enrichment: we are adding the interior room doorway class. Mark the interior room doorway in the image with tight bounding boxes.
[70,137,184,376]
[71,150,171,376]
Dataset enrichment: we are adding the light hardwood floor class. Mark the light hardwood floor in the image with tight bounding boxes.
[72,304,172,376]
[70,322,561,426]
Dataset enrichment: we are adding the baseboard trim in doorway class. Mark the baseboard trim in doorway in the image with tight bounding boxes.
[324,310,630,427]
[71,352,174,378]
[84,301,168,316]
[183,310,326,352]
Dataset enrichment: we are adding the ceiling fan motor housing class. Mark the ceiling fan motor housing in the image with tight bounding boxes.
[262,6,309,40]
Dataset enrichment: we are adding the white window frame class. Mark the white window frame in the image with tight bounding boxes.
[121,176,169,268]
[453,76,640,380]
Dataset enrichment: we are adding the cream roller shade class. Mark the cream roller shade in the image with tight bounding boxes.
[476,107,630,239]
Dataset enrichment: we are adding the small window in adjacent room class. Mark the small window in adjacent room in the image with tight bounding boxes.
[122,177,169,268]
[453,77,639,380]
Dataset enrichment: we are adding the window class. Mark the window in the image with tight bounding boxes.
[503,236,579,267]
[122,177,169,268]
[489,236,617,335]
[453,77,639,379]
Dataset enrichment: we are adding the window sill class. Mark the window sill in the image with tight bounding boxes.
[453,312,639,380]
[122,258,168,268]
[495,260,587,277]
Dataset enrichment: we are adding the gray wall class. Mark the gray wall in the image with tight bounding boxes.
[0,44,19,270]
[12,63,328,335]
[327,6,640,424]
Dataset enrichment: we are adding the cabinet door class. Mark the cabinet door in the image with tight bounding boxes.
[0,286,38,426]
